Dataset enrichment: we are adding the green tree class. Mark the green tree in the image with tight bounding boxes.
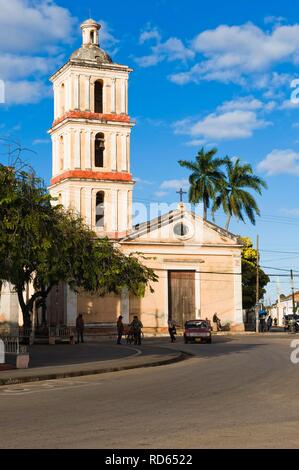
[241,237,269,310]
[0,164,158,327]
[178,147,226,220]
[213,158,268,230]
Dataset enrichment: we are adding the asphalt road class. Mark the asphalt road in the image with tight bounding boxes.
[1,334,298,449]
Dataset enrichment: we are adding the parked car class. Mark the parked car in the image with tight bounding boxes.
[283,314,299,332]
[184,320,212,344]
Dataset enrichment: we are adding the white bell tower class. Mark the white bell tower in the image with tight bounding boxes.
[49,19,134,239]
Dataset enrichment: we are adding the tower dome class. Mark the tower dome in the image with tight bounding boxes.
[70,18,113,64]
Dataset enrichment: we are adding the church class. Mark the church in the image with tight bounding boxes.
[0,19,244,334]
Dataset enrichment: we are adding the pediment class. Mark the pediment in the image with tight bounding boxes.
[121,205,240,247]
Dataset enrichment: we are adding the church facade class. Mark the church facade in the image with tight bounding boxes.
[0,19,244,334]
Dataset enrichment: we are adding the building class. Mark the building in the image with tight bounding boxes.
[0,19,244,334]
[269,292,299,326]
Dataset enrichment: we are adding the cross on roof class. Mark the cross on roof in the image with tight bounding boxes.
[176,187,187,203]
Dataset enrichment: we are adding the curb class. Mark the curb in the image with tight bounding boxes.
[0,350,190,386]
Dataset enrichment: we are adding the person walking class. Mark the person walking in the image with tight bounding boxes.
[267,315,273,332]
[116,315,124,345]
[76,313,84,343]
[213,313,222,331]
[131,315,143,345]
[168,319,177,343]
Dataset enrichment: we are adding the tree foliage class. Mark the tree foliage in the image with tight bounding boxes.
[179,148,267,229]
[178,147,226,220]
[213,158,268,230]
[240,237,270,310]
[0,163,158,326]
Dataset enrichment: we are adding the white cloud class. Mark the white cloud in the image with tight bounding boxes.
[33,138,50,145]
[139,27,161,44]
[0,1,76,105]
[257,149,299,175]
[135,26,194,68]
[170,22,299,86]
[5,80,51,105]
[185,139,206,147]
[0,0,76,54]
[0,54,60,80]
[264,16,287,26]
[154,191,168,198]
[279,99,299,110]
[174,110,270,141]
[135,177,154,185]
[98,19,119,55]
[160,179,189,190]
[281,208,299,216]
[217,97,263,112]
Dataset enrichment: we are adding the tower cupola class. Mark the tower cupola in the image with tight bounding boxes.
[81,18,101,47]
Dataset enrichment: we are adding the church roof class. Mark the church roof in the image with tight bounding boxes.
[70,46,113,64]
[120,203,242,245]
[81,18,99,26]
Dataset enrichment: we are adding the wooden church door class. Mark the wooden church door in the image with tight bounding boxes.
[168,271,196,326]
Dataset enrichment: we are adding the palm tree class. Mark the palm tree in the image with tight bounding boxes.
[213,158,268,230]
[178,147,226,220]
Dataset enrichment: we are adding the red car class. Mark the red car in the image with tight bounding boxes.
[184,319,212,344]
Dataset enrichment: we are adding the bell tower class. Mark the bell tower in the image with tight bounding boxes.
[49,19,134,239]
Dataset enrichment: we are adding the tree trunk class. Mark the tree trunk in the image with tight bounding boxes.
[41,302,47,326]
[17,287,31,328]
[225,215,231,231]
[203,204,207,220]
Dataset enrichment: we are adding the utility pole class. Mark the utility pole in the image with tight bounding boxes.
[255,235,260,333]
[290,269,296,333]
[291,269,296,314]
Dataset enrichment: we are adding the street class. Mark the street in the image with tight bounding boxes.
[1,334,298,449]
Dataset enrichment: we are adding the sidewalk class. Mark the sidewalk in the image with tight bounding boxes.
[0,342,186,386]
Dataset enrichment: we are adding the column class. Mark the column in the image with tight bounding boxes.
[51,135,56,176]
[85,76,90,111]
[74,75,80,109]
[0,282,20,328]
[111,78,116,113]
[121,79,126,114]
[121,134,127,171]
[127,190,133,231]
[74,131,81,168]
[64,131,71,170]
[62,191,67,208]
[65,285,77,327]
[110,189,118,232]
[121,288,129,324]
[54,85,58,119]
[85,187,92,227]
[111,133,117,170]
[85,130,91,169]
[56,85,61,117]
[125,79,128,114]
[68,74,73,111]
[118,191,128,232]
[65,79,69,111]
[75,188,81,215]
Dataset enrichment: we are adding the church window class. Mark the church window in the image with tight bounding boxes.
[95,132,105,167]
[174,223,189,237]
[94,80,103,113]
[96,191,104,228]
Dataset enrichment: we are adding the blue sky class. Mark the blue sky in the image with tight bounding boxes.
[1,0,299,301]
